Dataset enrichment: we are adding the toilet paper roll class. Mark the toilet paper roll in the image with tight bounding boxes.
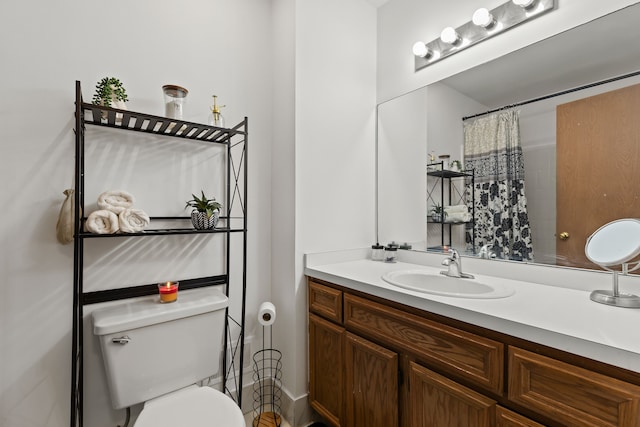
[258,301,276,326]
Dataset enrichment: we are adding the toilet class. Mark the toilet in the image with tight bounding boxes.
[92,287,246,427]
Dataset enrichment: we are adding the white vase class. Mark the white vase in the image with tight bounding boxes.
[99,97,126,122]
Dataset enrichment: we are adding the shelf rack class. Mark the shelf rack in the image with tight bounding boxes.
[426,162,475,251]
[70,81,248,427]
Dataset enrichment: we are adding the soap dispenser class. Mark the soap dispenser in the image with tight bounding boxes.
[371,243,384,261]
[209,95,226,128]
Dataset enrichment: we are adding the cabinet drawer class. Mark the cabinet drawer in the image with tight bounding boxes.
[309,280,343,323]
[509,347,640,427]
[344,293,503,394]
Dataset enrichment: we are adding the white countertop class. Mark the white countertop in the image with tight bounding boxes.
[305,249,640,373]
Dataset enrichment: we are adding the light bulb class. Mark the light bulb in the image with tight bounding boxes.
[472,8,495,28]
[440,27,460,45]
[412,41,430,58]
[512,0,536,8]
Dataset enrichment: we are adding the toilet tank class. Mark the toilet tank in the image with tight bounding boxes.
[92,287,228,409]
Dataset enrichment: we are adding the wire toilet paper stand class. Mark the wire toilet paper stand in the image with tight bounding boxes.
[252,303,282,427]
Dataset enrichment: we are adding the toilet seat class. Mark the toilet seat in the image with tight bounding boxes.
[134,386,245,427]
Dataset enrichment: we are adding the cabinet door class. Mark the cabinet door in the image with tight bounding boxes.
[496,406,544,427]
[409,361,496,427]
[345,332,399,427]
[309,313,345,427]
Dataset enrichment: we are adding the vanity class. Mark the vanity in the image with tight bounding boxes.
[305,250,640,427]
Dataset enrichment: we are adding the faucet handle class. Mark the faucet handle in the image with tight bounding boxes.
[448,248,460,260]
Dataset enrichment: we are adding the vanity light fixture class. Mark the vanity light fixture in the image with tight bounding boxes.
[414,0,555,71]
[472,8,496,29]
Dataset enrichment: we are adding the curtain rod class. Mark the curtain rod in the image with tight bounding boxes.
[462,69,640,121]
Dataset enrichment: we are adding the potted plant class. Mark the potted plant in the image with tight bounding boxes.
[450,160,463,172]
[185,191,222,230]
[430,203,446,222]
[92,77,128,119]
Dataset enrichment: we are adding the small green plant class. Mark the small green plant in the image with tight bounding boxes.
[450,160,463,171]
[185,191,222,218]
[92,77,128,107]
[430,203,447,221]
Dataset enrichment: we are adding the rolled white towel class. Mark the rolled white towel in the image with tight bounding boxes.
[444,204,468,214]
[446,212,471,223]
[119,208,150,233]
[97,190,134,214]
[85,210,119,234]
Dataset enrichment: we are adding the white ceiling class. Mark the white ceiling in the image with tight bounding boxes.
[441,3,640,109]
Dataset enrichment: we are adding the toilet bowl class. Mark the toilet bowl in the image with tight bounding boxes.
[134,386,245,427]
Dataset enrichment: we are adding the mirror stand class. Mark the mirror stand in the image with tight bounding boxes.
[590,263,640,308]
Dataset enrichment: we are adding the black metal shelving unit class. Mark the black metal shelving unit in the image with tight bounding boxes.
[70,81,248,427]
[427,161,475,252]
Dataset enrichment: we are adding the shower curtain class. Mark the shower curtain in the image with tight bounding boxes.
[463,110,534,261]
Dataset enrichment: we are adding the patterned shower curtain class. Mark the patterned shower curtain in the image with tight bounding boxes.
[463,110,534,261]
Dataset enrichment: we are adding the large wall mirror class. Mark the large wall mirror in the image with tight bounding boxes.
[378,2,640,270]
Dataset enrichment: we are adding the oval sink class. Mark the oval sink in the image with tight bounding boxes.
[381,270,514,299]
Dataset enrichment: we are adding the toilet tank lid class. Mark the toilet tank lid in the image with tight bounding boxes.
[92,287,228,336]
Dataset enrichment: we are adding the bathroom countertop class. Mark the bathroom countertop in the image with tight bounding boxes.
[304,250,640,374]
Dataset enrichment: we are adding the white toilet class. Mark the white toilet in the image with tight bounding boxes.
[92,287,246,427]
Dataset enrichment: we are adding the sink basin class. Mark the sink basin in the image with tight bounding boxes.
[381,270,514,299]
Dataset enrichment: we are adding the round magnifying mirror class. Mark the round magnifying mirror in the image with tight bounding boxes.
[585,219,640,266]
[585,218,640,308]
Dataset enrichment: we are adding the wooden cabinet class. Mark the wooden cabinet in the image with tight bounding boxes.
[307,278,640,427]
[408,361,495,427]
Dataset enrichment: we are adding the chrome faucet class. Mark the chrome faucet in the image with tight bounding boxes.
[441,249,475,279]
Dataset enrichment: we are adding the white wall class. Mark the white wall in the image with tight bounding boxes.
[294,0,377,417]
[0,1,273,426]
[0,0,376,425]
[270,0,300,421]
